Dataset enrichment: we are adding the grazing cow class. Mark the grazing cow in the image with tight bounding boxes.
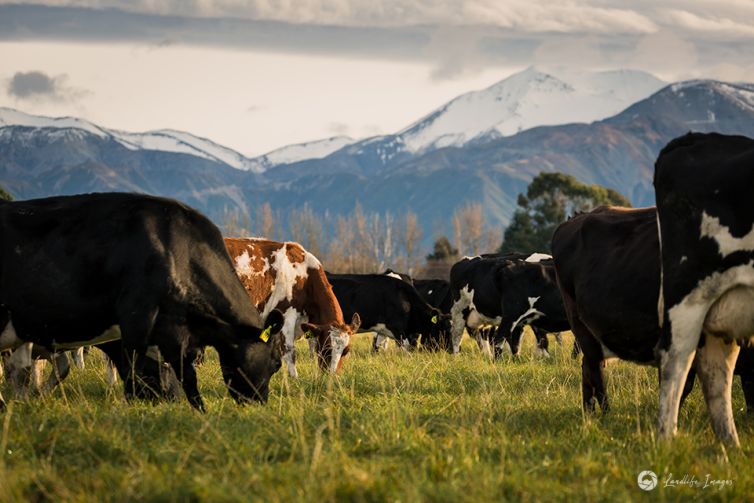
[413,279,454,350]
[326,273,451,350]
[0,193,284,412]
[224,238,360,378]
[448,253,560,357]
[655,132,754,445]
[551,205,754,418]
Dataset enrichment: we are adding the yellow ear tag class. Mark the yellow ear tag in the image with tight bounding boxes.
[260,326,271,343]
[304,330,314,339]
[431,315,438,324]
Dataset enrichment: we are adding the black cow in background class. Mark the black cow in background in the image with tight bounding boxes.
[327,273,451,351]
[551,205,754,417]
[0,193,284,411]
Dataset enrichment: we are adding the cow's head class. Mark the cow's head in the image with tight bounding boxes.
[427,309,452,345]
[302,312,361,373]
[219,309,285,404]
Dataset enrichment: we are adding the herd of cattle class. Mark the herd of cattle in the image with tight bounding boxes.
[0,132,753,446]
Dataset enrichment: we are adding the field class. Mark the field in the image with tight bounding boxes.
[0,331,752,502]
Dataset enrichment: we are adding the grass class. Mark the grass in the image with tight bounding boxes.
[0,331,752,502]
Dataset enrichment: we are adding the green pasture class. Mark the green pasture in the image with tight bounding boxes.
[0,331,751,502]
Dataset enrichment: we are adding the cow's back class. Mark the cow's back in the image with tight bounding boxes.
[0,193,259,344]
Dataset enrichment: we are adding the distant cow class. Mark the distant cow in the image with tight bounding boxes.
[655,132,754,446]
[413,279,454,350]
[327,273,450,350]
[0,193,284,411]
[551,205,754,421]
[225,238,360,378]
[449,253,561,357]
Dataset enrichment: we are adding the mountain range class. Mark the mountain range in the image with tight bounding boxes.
[2,67,753,247]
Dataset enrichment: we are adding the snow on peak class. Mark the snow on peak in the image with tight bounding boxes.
[256,136,355,167]
[398,67,666,153]
[0,107,264,172]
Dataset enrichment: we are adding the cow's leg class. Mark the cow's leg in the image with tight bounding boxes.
[581,349,607,413]
[571,340,582,359]
[72,347,85,370]
[534,328,551,358]
[308,338,318,357]
[474,328,493,359]
[657,306,706,440]
[554,332,563,346]
[6,343,34,398]
[280,308,299,378]
[41,352,71,394]
[117,303,161,401]
[678,366,697,410]
[450,289,473,354]
[695,335,740,446]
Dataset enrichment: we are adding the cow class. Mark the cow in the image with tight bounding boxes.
[655,132,754,446]
[0,193,285,412]
[413,279,454,350]
[448,253,561,358]
[551,205,754,422]
[326,273,451,351]
[224,238,360,378]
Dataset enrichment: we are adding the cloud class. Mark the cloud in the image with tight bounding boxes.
[630,30,699,80]
[5,71,88,102]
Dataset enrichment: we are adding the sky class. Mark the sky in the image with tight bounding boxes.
[1,1,754,157]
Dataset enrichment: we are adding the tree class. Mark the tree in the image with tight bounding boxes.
[426,236,459,262]
[499,172,631,254]
[0,186,12,201]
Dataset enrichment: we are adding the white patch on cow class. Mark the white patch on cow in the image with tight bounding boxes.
[260,244,319,318]
[510,297,544,334]
[680,256,687,264]
[659,261,754,443]
[462,255,481,261]
[234,250,270,279]
[450,285,501,354]
[427,290,433,295]
[280,306,301,378]
[0,321,23,351]
[476,335,493,359]
[700,211,754,258]
[525,253,552,263]
[385,272,402,280]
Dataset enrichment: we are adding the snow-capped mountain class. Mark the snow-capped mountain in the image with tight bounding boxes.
[255,136,355,170]
[397,67,666,153]
[0,107,263,173]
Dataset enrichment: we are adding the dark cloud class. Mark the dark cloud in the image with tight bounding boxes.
[8,71,65,100]
[6,70,87,102]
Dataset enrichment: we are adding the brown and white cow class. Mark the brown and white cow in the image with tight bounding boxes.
[224,238,360,378]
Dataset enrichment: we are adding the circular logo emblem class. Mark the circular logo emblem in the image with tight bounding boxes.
[637,470,658,491]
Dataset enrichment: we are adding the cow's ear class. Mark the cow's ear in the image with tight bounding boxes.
[300,322,318,338]
[262,310,284,341]
[350,312,361,331]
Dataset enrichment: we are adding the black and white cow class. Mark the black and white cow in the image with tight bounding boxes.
[326,273,451,350]
[0,193,284,411]
[655,132,754,446]
[448,253,562,357]
[552,205,754,419]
